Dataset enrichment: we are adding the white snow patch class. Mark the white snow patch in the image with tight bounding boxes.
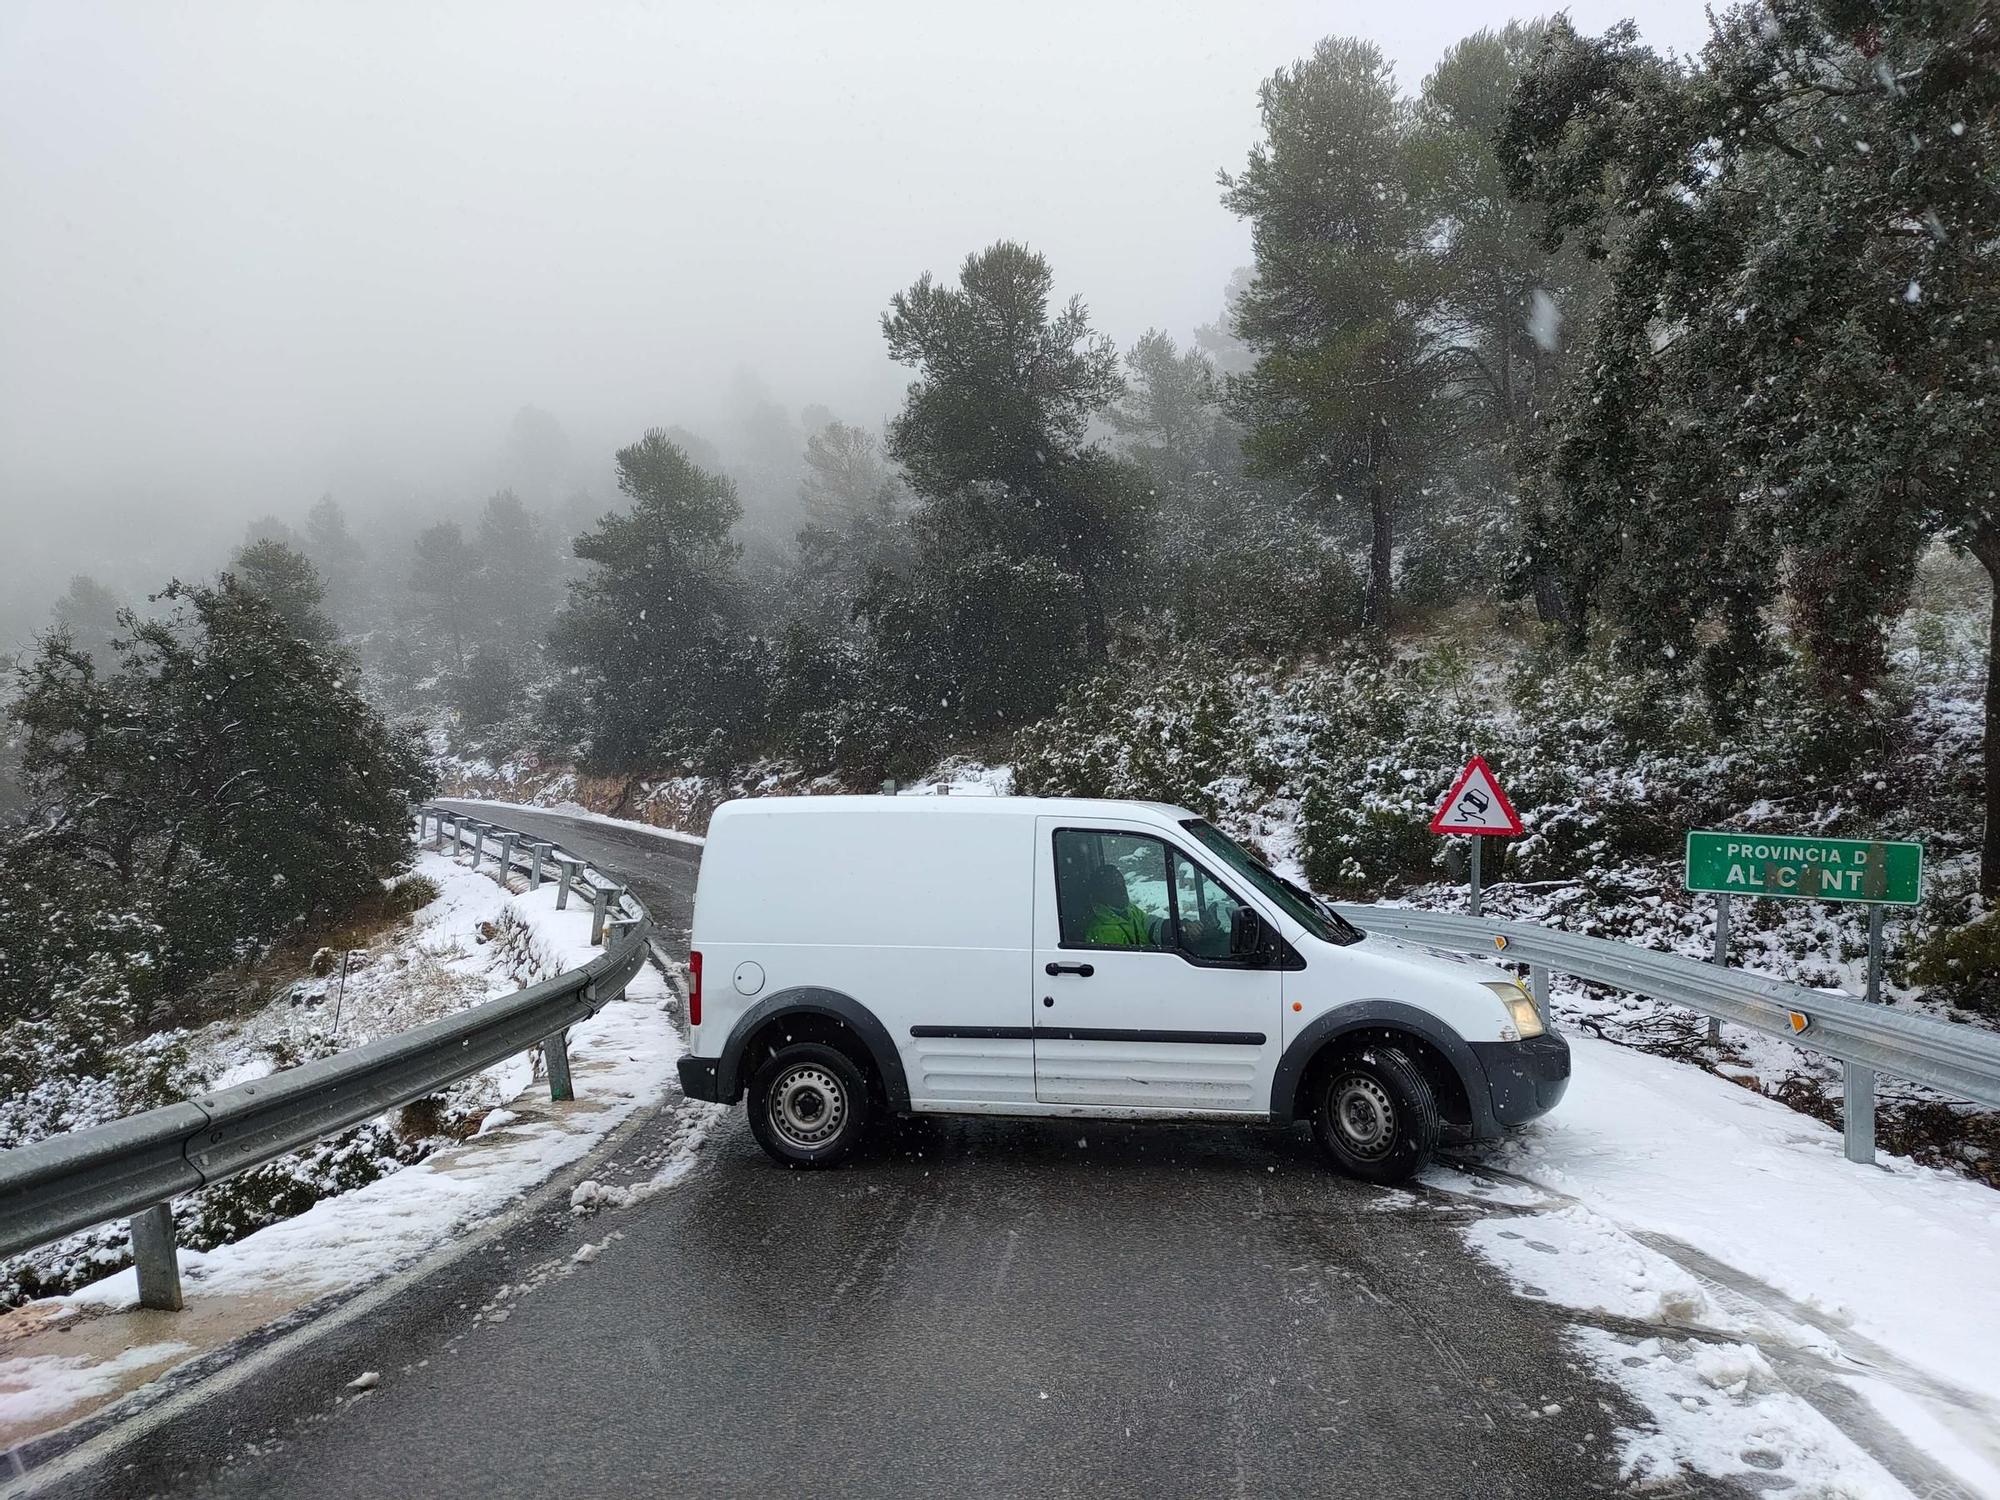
[1464,1207,1730,1329]
[54,850,689,1319]
[1570,1326,1906,1497]
[0,1343,191,1425]
[1458,1033,2000,1495]
[1485,1035,2000,1402]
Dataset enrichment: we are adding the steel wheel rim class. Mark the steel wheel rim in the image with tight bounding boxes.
[770,1064,846,1151]
[1332,1073,1395,1160]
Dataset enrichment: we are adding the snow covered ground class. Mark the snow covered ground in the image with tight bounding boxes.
[1431,1033,2000,1498]
[0,847,697,1444]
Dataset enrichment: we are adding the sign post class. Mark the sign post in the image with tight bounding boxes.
[1708,892,1731,1045]
[1430,756,1523,918]
[1684,830,1924,1166]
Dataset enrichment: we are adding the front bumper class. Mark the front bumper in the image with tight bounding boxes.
[677,1056,724,1102]
[1468,1032,1570,1129]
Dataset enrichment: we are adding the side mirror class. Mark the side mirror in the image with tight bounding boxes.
[1228,907,1267,960]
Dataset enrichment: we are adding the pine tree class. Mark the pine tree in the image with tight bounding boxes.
[407,522,480,667]
[475,490,558,641]
[10,575,432,988]
[232,539,337,649]
[1222,39,1450,635]
[303,495,365,627]
[543,430,763,774]
[881,241,1140,661]
[49,575,126,663]
[1503,1,2000,885]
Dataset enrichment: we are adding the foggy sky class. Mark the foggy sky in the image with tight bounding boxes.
[0,0,1712,635]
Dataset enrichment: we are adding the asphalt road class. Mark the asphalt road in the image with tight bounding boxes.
[36,803,1729,1500]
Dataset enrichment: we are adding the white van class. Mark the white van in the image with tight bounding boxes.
[676,796,1568,1184]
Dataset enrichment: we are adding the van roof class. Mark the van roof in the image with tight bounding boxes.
[709,794,1204,827]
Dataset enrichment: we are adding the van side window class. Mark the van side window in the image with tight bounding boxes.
[1171,850,1240,962]
[1053,830,1171,950]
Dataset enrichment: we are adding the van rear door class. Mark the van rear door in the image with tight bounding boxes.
[1031,816,1282,1113]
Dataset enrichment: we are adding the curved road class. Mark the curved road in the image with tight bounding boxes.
[36,803,1727,1499]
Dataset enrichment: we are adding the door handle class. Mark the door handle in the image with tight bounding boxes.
[1045,962,1095,977]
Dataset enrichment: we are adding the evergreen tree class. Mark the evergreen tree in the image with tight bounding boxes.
[407,521,480,667]
[475,490,558,641]
[1222,38,1450,635]
[800,421,894,524]
[232,539,336,648]
[1407,22,1600,621]
[881,241,1140,661]
[302,495,365,627]
[49,575,126,664]
[1502,1,2000,885]
[10,576,432,989]
[543,430,763,773]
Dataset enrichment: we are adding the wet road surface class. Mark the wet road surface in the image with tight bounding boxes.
[36,803,1717,1499]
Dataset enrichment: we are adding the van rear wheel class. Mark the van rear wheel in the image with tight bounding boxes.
[1310,1046,1438,1185]
[747,1042,870,1168]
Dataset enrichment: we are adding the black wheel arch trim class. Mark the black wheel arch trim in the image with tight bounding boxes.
[1269,1001,1497,1137]
[715,987,911,1111]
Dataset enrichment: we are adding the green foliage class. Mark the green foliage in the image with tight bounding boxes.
[1015,651,1257,815]
[476,489,560,641]
[49,575,126,663]
[543,430,765,775]
[882,241,1144,661]
[302,495,365,629]
[1907,912,2000,1020]
[1017,638,1931,900]
[1502,2,2000,791]
[407,521,480,668]
[1222,38,1447,633]
[231,539,336,648]
[452,641,527,731]
[8,574,434,997]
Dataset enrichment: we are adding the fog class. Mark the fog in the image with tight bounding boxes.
[0,0,1710,645]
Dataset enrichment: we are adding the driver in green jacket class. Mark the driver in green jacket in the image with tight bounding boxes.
[1086,900,1157,947]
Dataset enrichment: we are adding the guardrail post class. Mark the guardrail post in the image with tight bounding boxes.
[450,817,464,855]
[1844,1063,1877,1164]
[554,855,580,909]
[467,823,485,871]
[590,884,611,944]
[1527,963,1551,1029]
[496,832,519,883]
[527,842,551,889]
[130,1202,184,1311]
[544,1029,574,1102]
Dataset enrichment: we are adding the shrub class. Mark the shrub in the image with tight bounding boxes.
[1907,911,2000,1019]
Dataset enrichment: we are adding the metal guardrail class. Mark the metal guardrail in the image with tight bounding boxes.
[0,806,649,1311]
[1334,902,2000,1165]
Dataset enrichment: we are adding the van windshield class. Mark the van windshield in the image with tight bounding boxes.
[1181,821,1364,946]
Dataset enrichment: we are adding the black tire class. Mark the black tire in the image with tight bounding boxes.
[1310,1045,1439,1185]
[746,1042,871,1169]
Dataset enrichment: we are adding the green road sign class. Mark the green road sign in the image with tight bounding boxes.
[1685,831,1924,906]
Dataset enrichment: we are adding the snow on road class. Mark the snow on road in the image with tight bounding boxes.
[0,849,687,1441]
[1444,1033,2000,1497]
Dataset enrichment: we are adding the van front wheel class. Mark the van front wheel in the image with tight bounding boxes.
[1310,1046,1438,1185]
[748,1042,870,1168]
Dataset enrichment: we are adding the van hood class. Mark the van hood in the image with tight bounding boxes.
[1344,931,1514,989]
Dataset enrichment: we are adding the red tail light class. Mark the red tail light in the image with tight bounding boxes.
[688,950,702,1028]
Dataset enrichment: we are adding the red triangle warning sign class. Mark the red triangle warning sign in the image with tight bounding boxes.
[1429,755,1524,836]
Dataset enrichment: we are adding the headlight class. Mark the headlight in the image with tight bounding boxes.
[1483,979,1545,1040]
